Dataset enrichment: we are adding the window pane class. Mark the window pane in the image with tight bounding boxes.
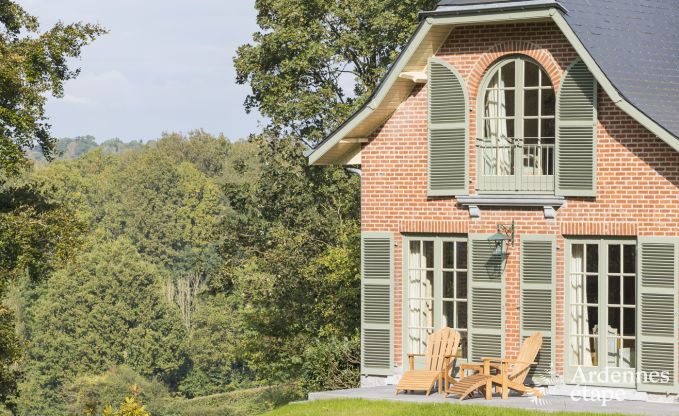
[542,89,555,115]
[459,334,468,359]
[623,308,635,336]
[570,336,597,366]
[623,245,636,274]
[586,244,599,273]
[457,301,467,329]
[504,90,515,117]
[540,69,552,86]
[424,270,434,298]
[409,298,420,326]
[586,275,598,304]
[608,244,621,273]
[541,118,555,140]
[456,271,468,299]
[501,62,515,87]
[525,61,540,86]
[588,306,598,330]
[443,242,455,269]
[525,119,539,140]
[422,298,434,328]
[424,241,434,268]
[443,301,454,328]
[485,90,514,118]
[502,119,515,139]
[409,329,423,354]
[409,270,421,298]
[443,271,455,298]
[608,275,620,304]
[622,338,636,368]
[524,90,539,116]
[488,72,499,89]
[572,244,584,273]
[623,275,635,305]
[409,241,421,268]
[456,242,467,269]
[608,306,621,335]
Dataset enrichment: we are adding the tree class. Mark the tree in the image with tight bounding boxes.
[234,0,437,145]
[0,1,106,176]
[17,239,189,415]
[221,135,361,383]
[0,180,86,411]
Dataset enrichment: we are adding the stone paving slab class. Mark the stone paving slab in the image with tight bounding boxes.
[307,386,679,415]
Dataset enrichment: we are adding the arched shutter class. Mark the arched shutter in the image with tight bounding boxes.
[428,58,468,196]
[361,232,393,376]
[637,237,679,393]
[520,236,556,385]
[468,235,504,362]
[556,60,597,196]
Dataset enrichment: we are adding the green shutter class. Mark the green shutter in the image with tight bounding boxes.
[520,236,556,385]
[428,57,468,196]
[556,60,597,197]
[468,235,504,362]
[361,232,393,376]
[637,237,679,393]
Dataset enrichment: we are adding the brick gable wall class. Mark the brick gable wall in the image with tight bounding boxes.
[360,21,679,375]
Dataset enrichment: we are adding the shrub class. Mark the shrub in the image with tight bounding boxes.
[300,334,360,392]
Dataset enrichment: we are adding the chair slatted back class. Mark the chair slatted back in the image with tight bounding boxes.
[510,332,543,383]
[424,327,460,371]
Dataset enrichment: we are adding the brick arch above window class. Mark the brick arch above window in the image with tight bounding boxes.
[467,41,562,97]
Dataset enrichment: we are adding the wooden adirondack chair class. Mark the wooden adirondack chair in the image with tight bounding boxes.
[446,332,543,400]
[396,327,460,396]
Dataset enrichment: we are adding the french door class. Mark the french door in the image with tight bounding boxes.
[565,239,637,387]
[404,236,469,367]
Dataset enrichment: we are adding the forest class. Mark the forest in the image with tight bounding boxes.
[0,1,437,414]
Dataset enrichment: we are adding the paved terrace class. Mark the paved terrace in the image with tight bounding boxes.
[308,385,679,415]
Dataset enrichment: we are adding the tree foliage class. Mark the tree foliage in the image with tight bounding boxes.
[0,1,106,176]
[234,0,437,145]
[17,239,189,415]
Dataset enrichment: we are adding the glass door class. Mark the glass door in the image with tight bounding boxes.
[404,236,469,368]
[565,239,637,387]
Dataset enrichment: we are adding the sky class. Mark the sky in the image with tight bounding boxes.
[17,0,263,143]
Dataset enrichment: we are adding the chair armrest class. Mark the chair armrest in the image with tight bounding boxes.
[407,353,425,371]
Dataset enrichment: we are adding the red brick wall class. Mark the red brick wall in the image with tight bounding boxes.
[360,21,679,375]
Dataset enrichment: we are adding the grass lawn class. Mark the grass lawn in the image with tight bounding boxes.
[262,399,624,416]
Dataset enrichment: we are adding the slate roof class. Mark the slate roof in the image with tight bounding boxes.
[437,0,679,139]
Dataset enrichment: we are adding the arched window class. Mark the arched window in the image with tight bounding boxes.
[477,57,556,193]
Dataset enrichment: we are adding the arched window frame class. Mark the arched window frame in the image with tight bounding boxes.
[475,55,556,194]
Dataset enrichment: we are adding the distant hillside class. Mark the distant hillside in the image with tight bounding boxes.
[27,135,144,162]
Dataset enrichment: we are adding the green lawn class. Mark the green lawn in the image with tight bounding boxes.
[263,399,623,416]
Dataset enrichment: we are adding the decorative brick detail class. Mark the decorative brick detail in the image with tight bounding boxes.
[399,220,468,234]
[468,40,562,94]
[560,221,638,236]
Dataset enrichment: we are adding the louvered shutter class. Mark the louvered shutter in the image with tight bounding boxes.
[556,60,597,196]
[428,57,468,196]
[468,235,504,361]
[637,237,679,393]
[361,232,393,376]
[520,236,556,385]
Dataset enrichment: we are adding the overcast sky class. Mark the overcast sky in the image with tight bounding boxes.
[18,0,262,142]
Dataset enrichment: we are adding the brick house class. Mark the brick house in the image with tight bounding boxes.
[308,0,679,395]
